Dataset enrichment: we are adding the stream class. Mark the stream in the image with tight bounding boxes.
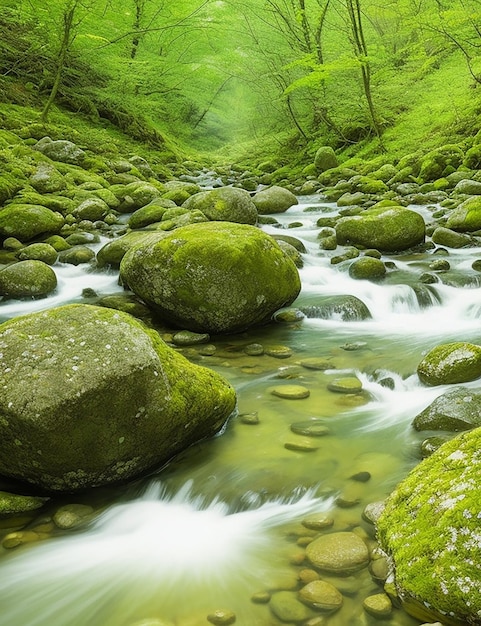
[1,193,480,625]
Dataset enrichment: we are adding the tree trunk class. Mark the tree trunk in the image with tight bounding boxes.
[41,3,76,123]
[345,0,384,148]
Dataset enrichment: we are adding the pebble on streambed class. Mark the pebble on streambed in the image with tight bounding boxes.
[270,385,310,399]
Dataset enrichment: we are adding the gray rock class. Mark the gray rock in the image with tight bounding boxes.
[33,136,86,165]
[413,386,481,431]
[300,295,372,321]
[0,304,236,491]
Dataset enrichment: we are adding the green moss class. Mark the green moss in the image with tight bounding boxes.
[417,342,481,386]
[377,428,481,624]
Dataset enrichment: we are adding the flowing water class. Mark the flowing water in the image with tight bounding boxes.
[1,195,480,625]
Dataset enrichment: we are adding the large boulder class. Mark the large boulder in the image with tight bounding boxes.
[0,304,236,491]
[417,342,481,386]
[413,386,481,432]
[376,428,481,624]
[182,187,258,224]
[335,206,425,252]
[120,222,301,334]
[252,185,298,214]
[33,136,86,165]
[0,204,64,242]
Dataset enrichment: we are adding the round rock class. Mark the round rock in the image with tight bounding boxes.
[120,222,301,334]
[271,385,310,399]
[417,342,481,386]
[306,532,370,575]
[298,580,343,612]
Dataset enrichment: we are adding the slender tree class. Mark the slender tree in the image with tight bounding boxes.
[344,0,384,147]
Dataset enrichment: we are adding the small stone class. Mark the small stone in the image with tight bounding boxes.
[273,308,305,323]
[53,504,94,529]
[239,412,260,425]
[172,330,210,346]
[362,501,386,525]
[369,556,389,584]
[362,593,392,618]
[244,343,264,356]
[302,514,334,531]
[251,592,271,604]
[206,609,236,625]
[285,439,319,452]
[306,531,370,575]
[271,385,310,399]
[291,420,329,437]
[327,377,363,393]
[298,568,320,584]
[350,471,371,483]
[276,366,303,379]
[198,344,216,356]
[2,530,42,549]
[299,357,333,370]
[340,342,367,351]
[269,591,313,623]
[298,580,343,612]
[265,345,293,359]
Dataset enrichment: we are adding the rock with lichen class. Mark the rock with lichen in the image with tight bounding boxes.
[0,304,236,492]
[120,221,301,334]
[417,342,481,386]
[376,427,481,625]
[335,206,425,252]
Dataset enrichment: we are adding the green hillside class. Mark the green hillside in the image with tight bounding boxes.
[1,0,481,171]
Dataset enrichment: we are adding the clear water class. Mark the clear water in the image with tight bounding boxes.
[0,197,478,625]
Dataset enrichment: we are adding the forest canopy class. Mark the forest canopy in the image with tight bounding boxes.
[1,0,481,160]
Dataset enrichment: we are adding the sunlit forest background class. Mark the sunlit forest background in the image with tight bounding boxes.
[2,0,481,165]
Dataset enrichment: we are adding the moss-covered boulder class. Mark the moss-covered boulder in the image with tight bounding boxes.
[115,182,163,213]
[431,227,475,249]
[0,304,236,491]
[413,386,481,432]
[418,145,464,183]
[0,260,57,298]
[335,206,425,252]
[0,204,64,242]
[33,136,86,165]
[29,163,66,194]
[252,185,298,215]
[128,198,176,229]
[314,146,338,173]
[17,243,58,265]
[120,222,301,334]
[445,197,481,232]
[417,342,481,386]
[299,295,372,321]
[376,428,481,625]
[348,257,386,280]
[96,231,168,268]
[182,187,258,224]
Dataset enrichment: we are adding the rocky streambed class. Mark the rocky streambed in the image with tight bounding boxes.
[1,134,481,624]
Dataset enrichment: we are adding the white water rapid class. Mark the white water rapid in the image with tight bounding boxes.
[0,482,335,626]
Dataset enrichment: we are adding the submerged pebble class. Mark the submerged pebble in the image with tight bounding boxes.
[327,377,363,393]
[271,385,310,399]
[291,420,330,437]
[206,609,236,625]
